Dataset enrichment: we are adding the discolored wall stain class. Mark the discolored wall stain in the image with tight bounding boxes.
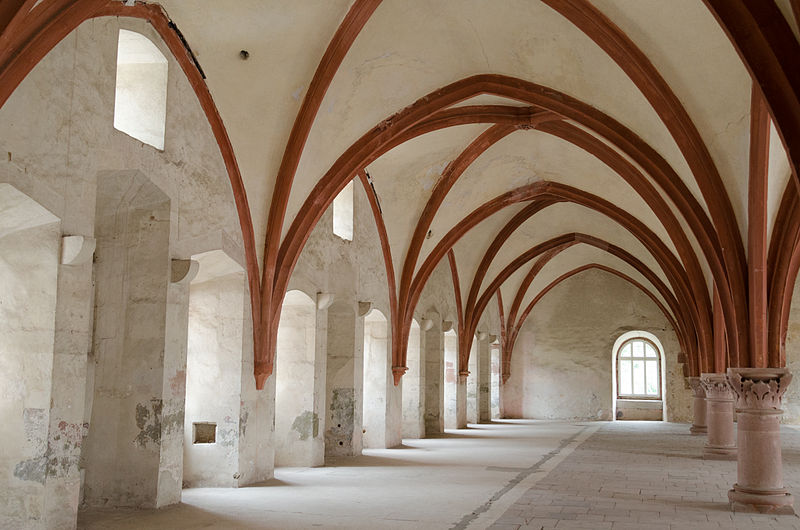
[325,387,355,450]
[14,457,46,484]
[134,399,163,448]
[291,410,319,440]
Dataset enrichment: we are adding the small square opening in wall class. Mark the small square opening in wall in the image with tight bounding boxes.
[193,422,216,444]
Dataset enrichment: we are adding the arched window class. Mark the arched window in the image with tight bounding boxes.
[114,29,168,150]
[616,338,661,399]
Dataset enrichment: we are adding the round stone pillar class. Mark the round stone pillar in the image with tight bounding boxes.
[700,373,736,459]
[687,376,707,435]
[726,368,793,514]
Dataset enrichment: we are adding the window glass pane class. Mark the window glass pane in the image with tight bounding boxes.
[619,359,632,395]
[632,340,644,358]
[645,343,657,358]
[645,360,659,395]
[620,343,631,358]
[632,360,645,394]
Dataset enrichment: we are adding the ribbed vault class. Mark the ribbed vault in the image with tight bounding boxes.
[2,0,799,389]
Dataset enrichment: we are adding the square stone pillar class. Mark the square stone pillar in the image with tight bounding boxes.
[700,373,737,460]
[727,368,793,514]
[456,373,468,429]
[687,376,707,435]
[324,302,361,457]
[424,325,444,435]
[44,258,93,529]
[466,340,479,424]
[478,339,491,423]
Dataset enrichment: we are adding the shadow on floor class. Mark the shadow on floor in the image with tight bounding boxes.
[79,503,245,530]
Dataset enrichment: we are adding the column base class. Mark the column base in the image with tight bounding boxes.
[690,424,707,435]
[703,445,736,460]
[729,485,794,514]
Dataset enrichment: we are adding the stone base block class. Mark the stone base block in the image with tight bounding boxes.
[690,424,707,435]
[703,445,736,460]
[729,486,794,515]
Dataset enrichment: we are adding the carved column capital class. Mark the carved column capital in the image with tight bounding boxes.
[726,368,792,413]
[687,376,706,398]
[700,373,734,401]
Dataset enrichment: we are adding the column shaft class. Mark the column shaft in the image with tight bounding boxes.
[700,373,736,460]
[727,368,793,513]
[687,376,707,435]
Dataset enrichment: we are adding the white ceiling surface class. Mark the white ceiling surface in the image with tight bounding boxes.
[366,123,490,276]
[289,0,693,238]
[158,0,353,264]
[767,119,793,248]
[474,203,672,301]
[513,245,672,322]
[154,0,762,323]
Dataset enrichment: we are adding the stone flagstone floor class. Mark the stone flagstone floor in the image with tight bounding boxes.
[487,421,800,529]
[79,420,800,529]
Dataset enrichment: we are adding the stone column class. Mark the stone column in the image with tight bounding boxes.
[687,376,707,435]
[700,373,736,460]
[727,368,793,514]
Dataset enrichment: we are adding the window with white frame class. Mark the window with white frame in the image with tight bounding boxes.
[616,338,661,399]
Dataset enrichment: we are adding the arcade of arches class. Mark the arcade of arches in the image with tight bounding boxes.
[4,1,800,528]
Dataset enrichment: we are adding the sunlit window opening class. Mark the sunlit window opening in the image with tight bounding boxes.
[616,338,661,399]
[114,29,168,150]
[332,180,354,240]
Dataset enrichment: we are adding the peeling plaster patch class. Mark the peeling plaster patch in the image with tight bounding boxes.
[291,411,319,441]
[14,457,47,484]
[329,388,355,425]
[24,408,47,454]
[134,399,163,448]
[239,406,249,439]
[326,388,355,449]
[160,411,184,436]
[47,420,85,478]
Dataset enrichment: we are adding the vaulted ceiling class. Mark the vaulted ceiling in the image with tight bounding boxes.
[3,0,800,387]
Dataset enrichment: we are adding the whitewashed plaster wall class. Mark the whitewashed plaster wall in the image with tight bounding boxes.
[286,180,395,455]
[0,220,60,530]
[0,15,251,524]
[401,320,425,438]
[183,272,246,486]
[285,172,499,445]
[780,274,800,423]
[363,310,391,448]
[504,269,691,423]
[274,291,323,466]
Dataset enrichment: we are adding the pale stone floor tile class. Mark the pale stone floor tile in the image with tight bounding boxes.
[491,422,800,529]
[76,421,800,529]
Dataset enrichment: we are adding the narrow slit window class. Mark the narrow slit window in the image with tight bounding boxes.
[332,180,354,241]
[114,29,168,150]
